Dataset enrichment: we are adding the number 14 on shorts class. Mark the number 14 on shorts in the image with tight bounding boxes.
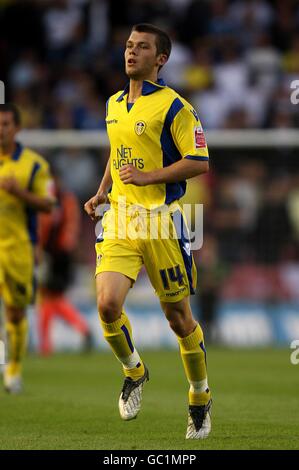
[160,265,184,290]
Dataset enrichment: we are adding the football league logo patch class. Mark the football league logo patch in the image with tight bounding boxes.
[135,121,146,135]
[194,126,206,149]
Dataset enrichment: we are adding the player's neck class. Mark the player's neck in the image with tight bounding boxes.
[128,73,158,102]
[128,80,142,102]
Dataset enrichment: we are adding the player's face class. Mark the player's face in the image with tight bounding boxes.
[125,31,166,80]
[0,112,19,149]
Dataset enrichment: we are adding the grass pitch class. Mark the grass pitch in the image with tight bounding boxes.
[0,348,298,450]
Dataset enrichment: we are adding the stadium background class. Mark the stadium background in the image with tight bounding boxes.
[1,0,299,351]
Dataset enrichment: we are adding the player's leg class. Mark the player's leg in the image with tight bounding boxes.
[161,297,212,438]
[95,205,148,419]
[144,207,211,437]
[0,260,4,338]
[161,297,211,404]
[97,272,146,380]
[1,244,33,393]
[49,251,90,335]
[38,291,55,355]
[96,272,148,420]
[54,296,89,335]
[55,295,93,351]
[4,306,27,393]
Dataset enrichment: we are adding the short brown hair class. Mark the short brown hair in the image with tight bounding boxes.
[0,103,21,126]
[131,23,172,61]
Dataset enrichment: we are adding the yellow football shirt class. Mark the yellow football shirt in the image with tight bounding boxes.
[0,143,53,249]
[106,79,209,209]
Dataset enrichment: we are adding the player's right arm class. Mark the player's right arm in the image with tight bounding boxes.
[84,157,112,221]
[0,158,55,212]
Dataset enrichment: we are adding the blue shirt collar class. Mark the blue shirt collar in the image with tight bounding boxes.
[116,78,166,102]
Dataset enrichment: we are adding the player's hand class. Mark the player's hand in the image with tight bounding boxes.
[119,164,151,186]
[0,176,22,196]
[84,191,107,221]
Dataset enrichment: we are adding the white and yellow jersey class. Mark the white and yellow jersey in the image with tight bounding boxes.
[0,143,53,249]
[106,79,209,209]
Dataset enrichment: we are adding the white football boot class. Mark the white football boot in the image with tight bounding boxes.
[186,399,212,439]
[3,367,23,394]
[118,366,149,421]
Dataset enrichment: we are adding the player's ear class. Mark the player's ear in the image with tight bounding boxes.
[14,124,21,136]
[156,53,168,68]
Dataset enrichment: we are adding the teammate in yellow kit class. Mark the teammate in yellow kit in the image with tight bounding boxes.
[0,103,54,393]
[84,24,212,439]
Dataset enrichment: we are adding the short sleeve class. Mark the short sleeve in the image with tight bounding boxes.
[31,161,55,199]
[170,103,209,161]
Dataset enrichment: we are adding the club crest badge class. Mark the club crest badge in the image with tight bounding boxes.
[135,121,146,135]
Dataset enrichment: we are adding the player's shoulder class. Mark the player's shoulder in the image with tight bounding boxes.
[106,91,125,115]
[162,86,195,111]
[162,86,199,121]
[22,146,49,169]
[108,83,182,103]
[150,82,178,102]
[171,89,195,113]
[108,90,126,103]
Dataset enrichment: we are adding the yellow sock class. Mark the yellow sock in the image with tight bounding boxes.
[177,323,211,406]
[5,318,28,376]
[100,311,145,381]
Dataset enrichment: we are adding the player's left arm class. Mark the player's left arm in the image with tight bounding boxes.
[120,103,209,186]
[0,161,55,212]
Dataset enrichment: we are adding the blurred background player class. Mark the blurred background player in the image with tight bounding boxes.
[0,103,54,394]
[38,169,92,355]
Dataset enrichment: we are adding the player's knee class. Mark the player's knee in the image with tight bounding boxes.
[6,306,25,323]
[163,305,196,337]
[97,294,121,323]
[169,316,193,337]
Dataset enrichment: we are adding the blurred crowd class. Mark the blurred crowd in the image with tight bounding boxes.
[1,0,299,130]
[1,0,298,314]
[190,154,299,326]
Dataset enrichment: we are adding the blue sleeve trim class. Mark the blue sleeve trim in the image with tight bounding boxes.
[26,208,37,245]
[185,155,209,161]
[161,98,186,204]
[28,162,41,190]
[164,97,184,129]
